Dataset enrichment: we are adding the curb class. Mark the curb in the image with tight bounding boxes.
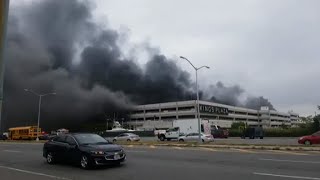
[119,142,320,151]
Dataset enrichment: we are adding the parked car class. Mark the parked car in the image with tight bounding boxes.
[113,133,140,142]
[211,125,229,138]
[298,131,320,145]
[39,134,50,140]
[241,127,264,139]
[43,133,126,169]
[0,134,7,140]
[178,133,214,143]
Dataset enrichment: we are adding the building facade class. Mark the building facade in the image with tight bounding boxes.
[128,100,302,129]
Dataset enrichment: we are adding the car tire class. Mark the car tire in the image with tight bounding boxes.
[46,152,55,164]
[127,139,131,142]
[80,155,91,169]
[260,136,264,139]
[304,140,312,146]
[179,139,184,142]
[113,139,117,143]
[159,136,165,141]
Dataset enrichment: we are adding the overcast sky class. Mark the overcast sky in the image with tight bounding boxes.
[11,0,320,116]
[88,0,319,116]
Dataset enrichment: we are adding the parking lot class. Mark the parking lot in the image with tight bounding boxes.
[0,142,319,180]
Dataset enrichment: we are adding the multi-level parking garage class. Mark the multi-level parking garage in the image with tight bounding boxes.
[128,100,302,129]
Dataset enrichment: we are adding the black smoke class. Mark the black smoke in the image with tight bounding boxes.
[245,96,275,110]
[207,81,244,106]
[2,0,274,130]
[205,82,275,110]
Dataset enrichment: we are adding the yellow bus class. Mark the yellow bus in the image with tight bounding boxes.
[8,126,42,140]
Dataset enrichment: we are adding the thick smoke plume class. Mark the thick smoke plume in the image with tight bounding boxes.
[3,0,274,130]
[205,82,275,110]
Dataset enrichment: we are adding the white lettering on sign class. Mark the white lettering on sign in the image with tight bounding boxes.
[199,105,229,115]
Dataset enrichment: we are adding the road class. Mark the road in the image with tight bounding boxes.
[0,143,320,180]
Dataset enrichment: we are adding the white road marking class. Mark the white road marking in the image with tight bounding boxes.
[3,150,21,153]
[253,172,320,180]
[125,150,147,153]
[259,158,320,164]
[199,147,218,152]
[232,148,257,153]
[0,165,72,180]
[267,150,309,156]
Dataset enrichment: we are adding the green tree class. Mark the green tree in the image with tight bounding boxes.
[300,115,313,123]
[231,122,246,130]
[312,115,320,133]
[280,123,289,129]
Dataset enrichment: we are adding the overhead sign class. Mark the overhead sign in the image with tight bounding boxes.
[199,105,228,115]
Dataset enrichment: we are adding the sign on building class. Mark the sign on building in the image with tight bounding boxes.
[199,105,228,115]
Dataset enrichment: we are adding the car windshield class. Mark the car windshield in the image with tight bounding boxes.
[312,131,320,136]
[74,134,109,145]
[127,133,137,136]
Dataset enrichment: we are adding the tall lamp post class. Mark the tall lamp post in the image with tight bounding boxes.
[180,56,209,143]
[24,89,56,141]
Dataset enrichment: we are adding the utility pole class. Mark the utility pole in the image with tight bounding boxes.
[0,0,10,133]
[105,115,109,130]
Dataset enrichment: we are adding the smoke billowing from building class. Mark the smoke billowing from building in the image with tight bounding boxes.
[3,0,274,129]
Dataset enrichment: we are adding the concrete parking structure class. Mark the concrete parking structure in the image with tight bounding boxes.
[129,100,303,129]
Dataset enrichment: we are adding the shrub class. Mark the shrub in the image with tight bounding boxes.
[228,127,312,137]
[228,129,243,137]
[264,128,311,137]
[231,122,246,130]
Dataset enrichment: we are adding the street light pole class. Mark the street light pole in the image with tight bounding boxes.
[180,56,210,143]
[24,89,56,141]
[37,95,42,141]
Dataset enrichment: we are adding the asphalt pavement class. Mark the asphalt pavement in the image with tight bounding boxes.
[0,142,319,180]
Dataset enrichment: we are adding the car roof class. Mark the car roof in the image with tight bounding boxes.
[56,133,98,136]
[70,133,97,135]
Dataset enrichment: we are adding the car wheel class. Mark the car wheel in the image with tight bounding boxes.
[159,136,165,141]
[179,139,184,142]
[304,140,312,145]
[46,152,55,164]
[127,139,131,142]
[80,155,91,169]
[113,139,117,143]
